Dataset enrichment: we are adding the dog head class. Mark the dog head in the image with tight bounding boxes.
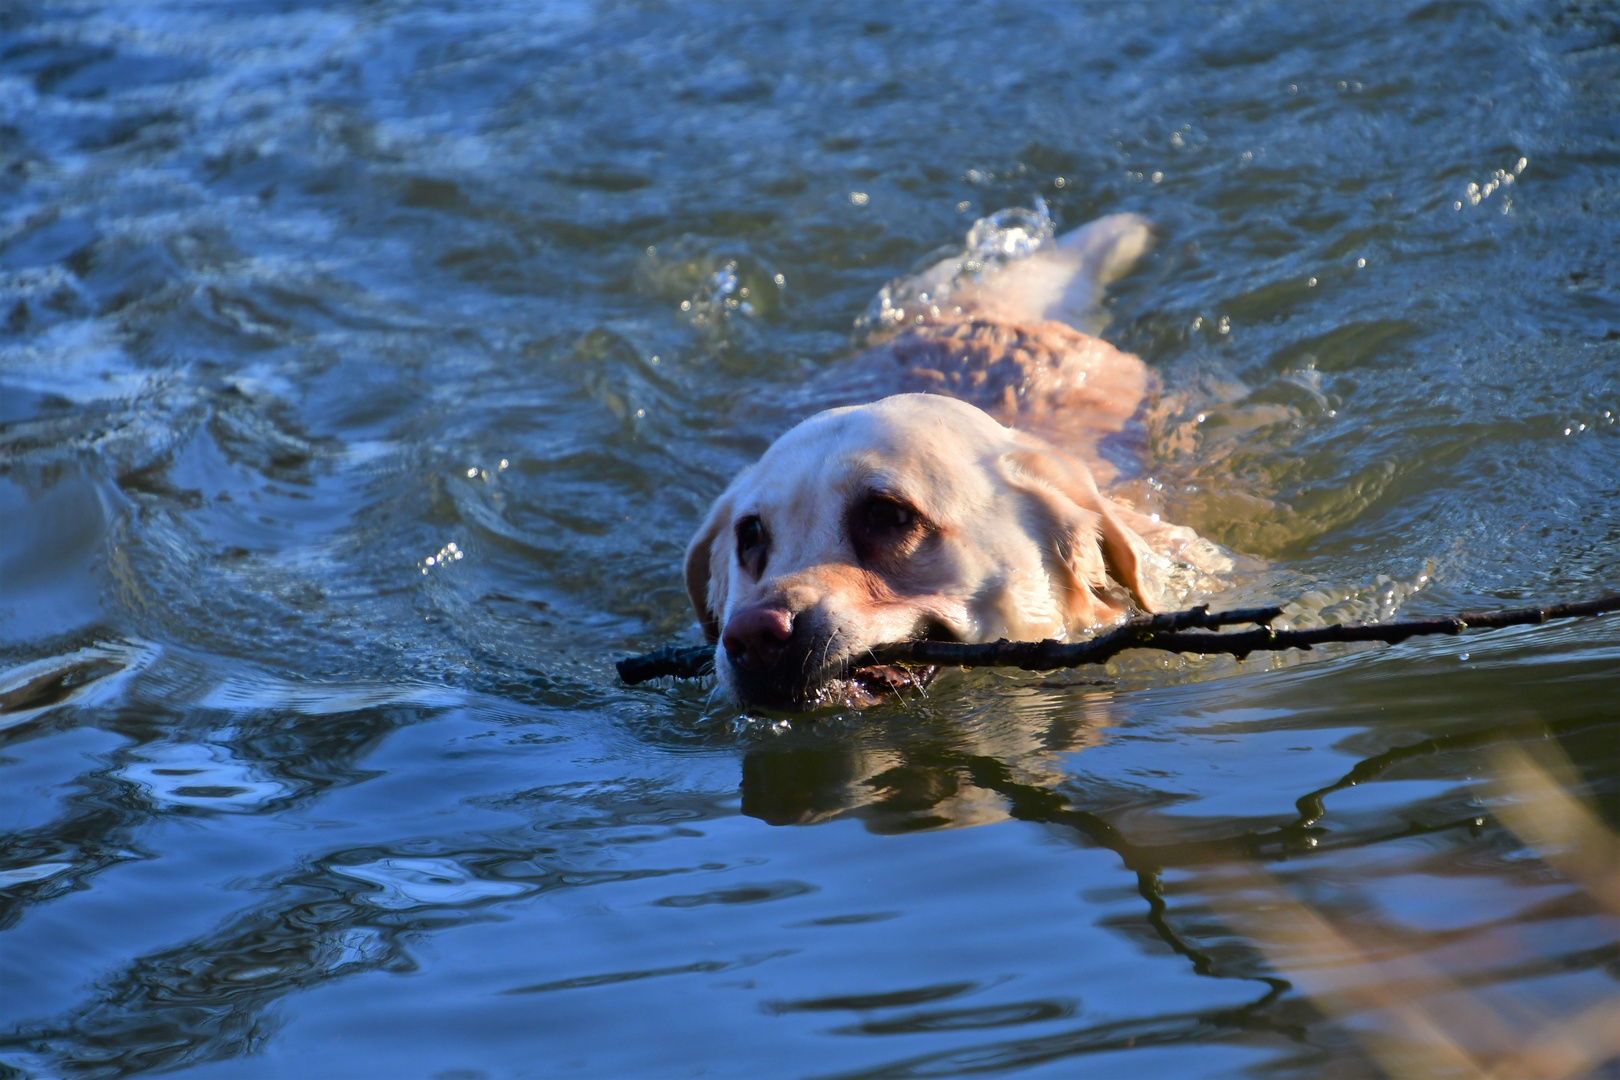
[685,394,1157,710]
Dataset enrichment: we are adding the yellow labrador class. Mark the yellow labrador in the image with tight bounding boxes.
[686,214,1214,710]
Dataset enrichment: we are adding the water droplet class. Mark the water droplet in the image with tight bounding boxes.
[849,191,869,206]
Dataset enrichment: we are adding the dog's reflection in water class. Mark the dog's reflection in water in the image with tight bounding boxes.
[739,681,1114,831]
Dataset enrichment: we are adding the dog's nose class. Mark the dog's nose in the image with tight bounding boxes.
[722,606,794,672]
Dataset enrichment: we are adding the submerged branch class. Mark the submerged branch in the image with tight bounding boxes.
[615,644,717,685]
[615,594,1619,685]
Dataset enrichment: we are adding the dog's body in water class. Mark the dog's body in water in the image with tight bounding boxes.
[686,213,1228,711]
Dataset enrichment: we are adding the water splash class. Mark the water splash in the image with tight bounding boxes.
[680,259,758,326]
[860,197,1054,332]
[963,198,1055,265]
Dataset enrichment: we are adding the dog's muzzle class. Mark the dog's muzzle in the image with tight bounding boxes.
[719,604,935,711]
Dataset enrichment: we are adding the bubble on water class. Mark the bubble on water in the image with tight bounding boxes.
[332,856,533,910]
[849,191,869,206]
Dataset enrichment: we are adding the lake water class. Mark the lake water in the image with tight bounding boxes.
[2,1,1618,1077]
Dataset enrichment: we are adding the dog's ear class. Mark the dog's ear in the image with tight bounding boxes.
[684,492,735,642]
[1001,444,1158,623]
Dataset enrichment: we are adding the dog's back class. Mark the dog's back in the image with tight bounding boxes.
[831,213,1230,590]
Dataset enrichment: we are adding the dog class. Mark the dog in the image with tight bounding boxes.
[685,213,1221,711]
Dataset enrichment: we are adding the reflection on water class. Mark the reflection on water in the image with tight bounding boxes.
[333,856,534,910]
[118,742,295,814]
[2,0,1619,1076]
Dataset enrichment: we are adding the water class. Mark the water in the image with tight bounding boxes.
[2,1,1618,1076]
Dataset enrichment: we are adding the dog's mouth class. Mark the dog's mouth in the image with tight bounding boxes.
[832,662,939,708]
[726,621,955,713]
[813,622,956,708]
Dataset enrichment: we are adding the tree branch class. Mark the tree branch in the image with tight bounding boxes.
[615,594,1619,685]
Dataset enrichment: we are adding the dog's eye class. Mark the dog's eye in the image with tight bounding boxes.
[863,497,912,532]
[735,515,769,577]
[850,494,925,564]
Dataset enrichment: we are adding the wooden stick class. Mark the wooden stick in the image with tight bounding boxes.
[615,594,1619,685]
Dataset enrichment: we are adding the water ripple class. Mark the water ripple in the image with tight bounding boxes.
[117,741,294,813]
[330,856,534,910]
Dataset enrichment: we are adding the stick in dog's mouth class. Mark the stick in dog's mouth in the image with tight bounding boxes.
[834,662,940,708]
